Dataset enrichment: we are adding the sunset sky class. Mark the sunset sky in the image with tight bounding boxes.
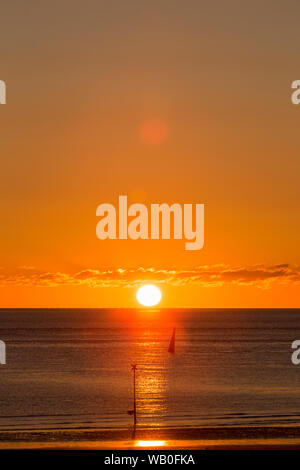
[0,1,299,307]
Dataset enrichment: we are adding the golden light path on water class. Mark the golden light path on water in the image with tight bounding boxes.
[133,326,169,424]
[135,440,166,447]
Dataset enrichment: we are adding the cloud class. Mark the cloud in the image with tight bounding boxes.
[0,264,299,289]
[17,265,36,270]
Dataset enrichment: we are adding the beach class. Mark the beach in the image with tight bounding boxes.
[1,426,300,449]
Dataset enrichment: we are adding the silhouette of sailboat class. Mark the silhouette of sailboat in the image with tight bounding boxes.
[127,364,137,426]
[168,328,176,354]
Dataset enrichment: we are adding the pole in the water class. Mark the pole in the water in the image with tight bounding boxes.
[132,364,137,426]
[127,364,137,426]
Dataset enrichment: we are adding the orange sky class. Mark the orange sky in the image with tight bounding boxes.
[0,1,299,307]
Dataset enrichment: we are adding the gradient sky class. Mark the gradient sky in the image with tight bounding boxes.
[0,1,299,307]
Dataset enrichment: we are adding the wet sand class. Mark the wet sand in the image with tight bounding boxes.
[1,426,300,449]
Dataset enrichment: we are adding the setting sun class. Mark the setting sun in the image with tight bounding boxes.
[136,285,162,307]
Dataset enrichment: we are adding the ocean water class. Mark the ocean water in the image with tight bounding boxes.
[0,308,300,431]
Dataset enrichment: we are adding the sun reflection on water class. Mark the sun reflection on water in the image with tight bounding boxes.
[135,440,166,447]
[135,334,169,424]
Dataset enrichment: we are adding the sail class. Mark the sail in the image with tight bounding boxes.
[168,327,176,354]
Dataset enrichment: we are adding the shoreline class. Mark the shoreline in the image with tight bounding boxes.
[1,425,300,449]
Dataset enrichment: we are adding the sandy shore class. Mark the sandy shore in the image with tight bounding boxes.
[1,426,300,449]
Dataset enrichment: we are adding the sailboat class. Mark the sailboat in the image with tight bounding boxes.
[127,364,137,426]
[168,328,176,354]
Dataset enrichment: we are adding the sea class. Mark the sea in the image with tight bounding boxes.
[0,308,300,431]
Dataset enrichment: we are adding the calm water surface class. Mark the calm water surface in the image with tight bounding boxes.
[0,308,300,430]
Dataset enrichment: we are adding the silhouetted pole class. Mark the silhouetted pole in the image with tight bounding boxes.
[132,364,137,426]
[127,364,137,427]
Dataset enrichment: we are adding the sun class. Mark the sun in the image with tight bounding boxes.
[136,285,162,307]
